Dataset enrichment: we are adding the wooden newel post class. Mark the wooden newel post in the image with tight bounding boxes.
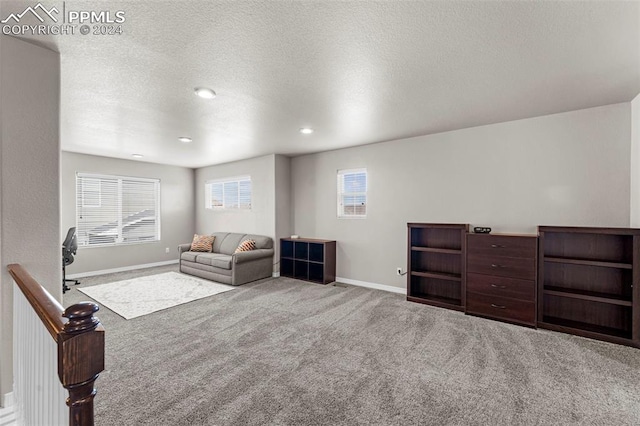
[59,302,105,426]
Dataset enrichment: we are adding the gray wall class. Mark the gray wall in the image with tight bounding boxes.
[291,103,632,290]
[274,155,292,272]
[195,154,276,238]
[631,93,640,227]
[60,152,195,274]
[194,154,291,274]
[0,36,60,402]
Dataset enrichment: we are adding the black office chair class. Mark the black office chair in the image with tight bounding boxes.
[62,227,80,293]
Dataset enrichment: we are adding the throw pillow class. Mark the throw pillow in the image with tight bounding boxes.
[234,239,256,253]
[191,234,215,252]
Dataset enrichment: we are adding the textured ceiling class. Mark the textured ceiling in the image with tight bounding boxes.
[2,1,640,168]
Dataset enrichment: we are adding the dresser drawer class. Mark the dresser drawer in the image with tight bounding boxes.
[466,292,535,325]
[467,254,536,280]
[467,273,535,301]
[467,234,537,259]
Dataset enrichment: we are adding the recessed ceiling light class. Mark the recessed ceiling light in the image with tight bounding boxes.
[299,127,314,134]
[194,87,216,99]
[178,137,192,143]
[131,154,143,158]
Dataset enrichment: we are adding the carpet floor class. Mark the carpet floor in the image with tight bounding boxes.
[64,266,640,425]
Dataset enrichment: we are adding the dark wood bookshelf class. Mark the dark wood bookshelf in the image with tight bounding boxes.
[407,223,468,311]
[538,226,640,348]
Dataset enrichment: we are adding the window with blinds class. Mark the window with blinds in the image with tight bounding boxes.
[205,176,252,210]
[337,168,367,218]
[76,173,161,247]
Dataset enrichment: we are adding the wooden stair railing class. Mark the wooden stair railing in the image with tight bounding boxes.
[8,264,105,426]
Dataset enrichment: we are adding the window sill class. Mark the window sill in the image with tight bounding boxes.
[78,239,160,249]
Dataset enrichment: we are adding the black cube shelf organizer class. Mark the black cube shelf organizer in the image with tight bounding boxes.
[280,238,336,285]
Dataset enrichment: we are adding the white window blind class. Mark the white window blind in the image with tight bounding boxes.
[81,178,101,207]
[337,168,367,218]
[76,173,160,247]
[205,176,252,210]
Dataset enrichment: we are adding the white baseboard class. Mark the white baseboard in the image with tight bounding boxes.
[336,277,406,295]
[0,392,12,409]
[66,260,179,279]
[272,271,280,278]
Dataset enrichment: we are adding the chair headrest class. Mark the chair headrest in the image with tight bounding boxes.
[63,227,77,249]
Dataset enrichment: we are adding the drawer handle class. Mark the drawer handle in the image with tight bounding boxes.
[490,284,507,289]
[491,303,507,309]
[491,244,506,248]
[491,264,506,268]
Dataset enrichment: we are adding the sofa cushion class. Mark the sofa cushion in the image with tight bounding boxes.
[194,253,232,270]
[210,232,229,253]
[218,233,246,255]
[190,234,215,252]
[181,251,199,262]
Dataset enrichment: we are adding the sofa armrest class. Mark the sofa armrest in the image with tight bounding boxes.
[178,243,192,254]
[233,248,274,264]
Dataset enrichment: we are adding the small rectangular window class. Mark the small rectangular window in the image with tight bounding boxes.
[205,176,252,210]
[337,168,367,218]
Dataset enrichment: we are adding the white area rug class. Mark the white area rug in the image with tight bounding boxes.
[77,272,236,319]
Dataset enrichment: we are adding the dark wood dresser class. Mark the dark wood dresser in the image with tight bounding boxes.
[466,233,537,327]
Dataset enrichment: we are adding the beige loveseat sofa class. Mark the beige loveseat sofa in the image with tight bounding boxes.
[178,232,274,285]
